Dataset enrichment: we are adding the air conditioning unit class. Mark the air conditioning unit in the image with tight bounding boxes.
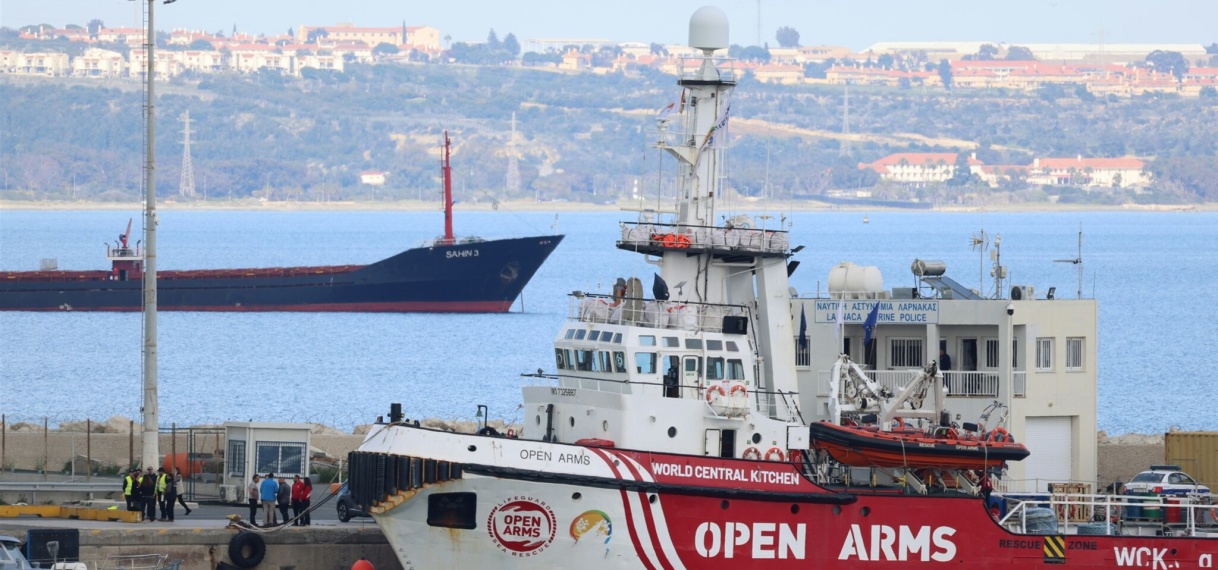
[219,484,238,503]
[1010,285,1035,300]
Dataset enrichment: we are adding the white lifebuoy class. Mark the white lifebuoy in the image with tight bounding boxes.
[765,447,786,462]
[742,447,762,460]
[704,384,727,404]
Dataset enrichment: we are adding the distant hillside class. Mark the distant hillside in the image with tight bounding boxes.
[2,62,1217,204]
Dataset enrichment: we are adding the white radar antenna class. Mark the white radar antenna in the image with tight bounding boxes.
[1054,225,1084,299]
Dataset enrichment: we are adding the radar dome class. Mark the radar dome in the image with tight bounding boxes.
[689,6,729,52]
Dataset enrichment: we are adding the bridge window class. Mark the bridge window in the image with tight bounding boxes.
[576,350,594,371]
[889,338,924,368]
[726,341,739,352]
[565,329,576,340]
[575,330,587,340]
[639,335,656,346]
[589,330,601,341]
[634,352,657,374]
[564,349,574,370]
[613,333,623,344]
[706,339,723,351]
[598,351,613,372]
[685,338,703,350]
[727,359,746,380]
[706,357,725,380]
[663,337,680,348]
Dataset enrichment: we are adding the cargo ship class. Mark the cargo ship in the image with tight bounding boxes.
[0,133,563,312]
[344,9,1218,568]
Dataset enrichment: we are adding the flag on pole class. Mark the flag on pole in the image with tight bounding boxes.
[799,306,808,349]
[863,302,881,346]
[656,90,682,120]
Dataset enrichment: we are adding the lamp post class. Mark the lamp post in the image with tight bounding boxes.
[135,0,178,473]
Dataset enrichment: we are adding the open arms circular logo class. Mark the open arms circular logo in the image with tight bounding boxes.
[487,497,557,557]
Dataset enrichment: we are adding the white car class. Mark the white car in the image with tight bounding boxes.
[1124,465,1212,499]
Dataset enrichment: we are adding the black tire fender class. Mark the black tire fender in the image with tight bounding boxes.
[228,531,266,568]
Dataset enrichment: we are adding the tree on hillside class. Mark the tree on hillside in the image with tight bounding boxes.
[729,44,771,62]
[86,19,104,36]
[1146,50,1188,82]
[1205,42,1218,55]
[487,29,501,51]
[373,43,399,57]
[947,153,973,186]
[306,28,329,43]
[876,53,896,70]
[649,42,668,57]
[189,39,214,50]
[937,59,953,89]
[967,44,998,61]
[1005,45,1035,60]
[503,33,520,57]
[775,26,800,48]
[1201,86,1218,99]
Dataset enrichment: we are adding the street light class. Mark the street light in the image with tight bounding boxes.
[128,0,180,475]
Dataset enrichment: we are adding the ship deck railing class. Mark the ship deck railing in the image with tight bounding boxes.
[521,371,800,423]
[817,369,1026,399]
[998,492,1218,537]
[676,55,741,84]
[617,221,789,258]
[570,293,750,334]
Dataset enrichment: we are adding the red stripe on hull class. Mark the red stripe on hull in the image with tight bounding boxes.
[590,448,659,570]
[0,300,513,313]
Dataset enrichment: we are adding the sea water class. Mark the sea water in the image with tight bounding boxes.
[1,208,1215,435]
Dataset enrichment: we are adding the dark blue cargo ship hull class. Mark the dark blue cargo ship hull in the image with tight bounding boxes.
[0,235,563,312]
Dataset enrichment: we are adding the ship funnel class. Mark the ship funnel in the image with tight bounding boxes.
[689,6,729,53]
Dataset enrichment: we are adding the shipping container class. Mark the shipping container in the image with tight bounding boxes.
[1164,431,1218,490]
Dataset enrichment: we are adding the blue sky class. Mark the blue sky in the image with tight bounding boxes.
[2,0,1215,50]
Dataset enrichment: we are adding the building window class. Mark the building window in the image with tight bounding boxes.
[984,338,999,369]
[228,440,246,476]
[1066,337,1084,371]
[255,441,305,475]
[889,338,924,368]
[1035,338,1053,371]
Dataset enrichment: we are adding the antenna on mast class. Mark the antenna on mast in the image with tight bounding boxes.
[970,228,989,295]
[1054,225,1084,299]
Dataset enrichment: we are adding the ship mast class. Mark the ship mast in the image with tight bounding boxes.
[442,131,454,244]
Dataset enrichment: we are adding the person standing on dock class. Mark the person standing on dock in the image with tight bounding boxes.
[173,467,192,516]
[141,467,157,522]
[291,475,304,526]
[163,467,178,522]
[123,469,137,512]
[300,477,312,526]
[247,474,261,526]
[155,467,169,521]
[276,475,291,525]
[260,472,279,526]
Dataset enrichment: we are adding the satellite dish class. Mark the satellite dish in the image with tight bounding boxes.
[689,6,729,52]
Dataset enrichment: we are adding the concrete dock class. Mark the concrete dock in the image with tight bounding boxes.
[0,516,402,570]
